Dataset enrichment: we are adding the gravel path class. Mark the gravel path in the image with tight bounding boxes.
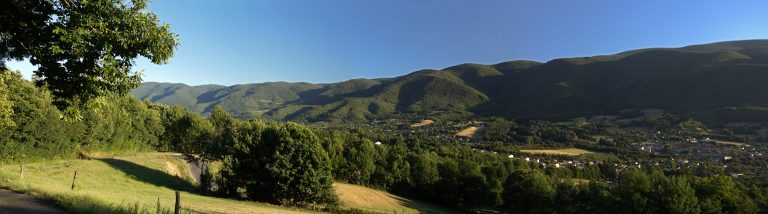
[0,189,67,214]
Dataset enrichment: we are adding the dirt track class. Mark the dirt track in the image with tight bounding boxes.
[0,189,66,214]
[186,157,203,183]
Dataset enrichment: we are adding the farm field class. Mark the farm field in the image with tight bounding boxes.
[456,126,486,138]
[410,119,434,128]
[714,140,748,146]
[519,148,594,156]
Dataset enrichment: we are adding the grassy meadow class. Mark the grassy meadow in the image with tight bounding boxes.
[0,154,319,214]
[334,183,458,214]
[0,153,449,214]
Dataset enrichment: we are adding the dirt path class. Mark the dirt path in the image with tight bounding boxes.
[185,157,203,183]
[137,152,202,183]
[0,189,67,214]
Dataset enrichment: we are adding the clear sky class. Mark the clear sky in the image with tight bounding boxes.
[7,0,768,86]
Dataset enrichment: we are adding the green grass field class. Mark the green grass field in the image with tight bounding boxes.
[0,154,318,214]
[0,154,452,214]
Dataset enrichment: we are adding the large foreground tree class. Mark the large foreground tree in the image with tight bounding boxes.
[0,0,178,109]
[218,121,338,206]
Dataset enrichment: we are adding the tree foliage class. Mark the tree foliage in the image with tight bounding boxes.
[0,0,178,109]
[0,71,14,128]
[0,70,165,161]
[158,105,213,154]
[214,120,338,206]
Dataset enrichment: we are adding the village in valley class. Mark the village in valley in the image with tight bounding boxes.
[324,109,768,184]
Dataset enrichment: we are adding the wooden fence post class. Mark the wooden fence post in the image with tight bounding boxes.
[19,164,23,178]
[71,171,78,190]
[174,191,180,214]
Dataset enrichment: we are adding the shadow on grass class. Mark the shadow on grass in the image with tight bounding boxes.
[393,198,460,214]
[98,158,196,192]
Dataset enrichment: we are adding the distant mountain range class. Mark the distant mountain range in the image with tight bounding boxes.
[132,40,768,123]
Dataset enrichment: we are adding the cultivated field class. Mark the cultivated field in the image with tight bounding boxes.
[714,140,747,146]
[455,126,486,138]
[519,148,594,156]
[410,119,434,128]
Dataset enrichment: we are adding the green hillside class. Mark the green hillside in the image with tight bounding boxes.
[132,39,768,123]
[0,153,450,213]
[0,154,316,213]
[133,82,324,117]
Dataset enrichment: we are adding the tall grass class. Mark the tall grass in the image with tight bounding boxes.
[22,189,183,214]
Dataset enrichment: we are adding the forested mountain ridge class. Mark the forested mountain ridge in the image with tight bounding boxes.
[132,39,768,123]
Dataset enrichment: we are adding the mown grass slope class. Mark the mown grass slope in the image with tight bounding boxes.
[334,183,459,214]
[0,154,455,214]
[0,154,316,214]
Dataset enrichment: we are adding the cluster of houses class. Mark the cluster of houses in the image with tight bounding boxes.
[633,135,761,162]
[504,153,608,169]
[362,117,768,179]
[629,133,768,178]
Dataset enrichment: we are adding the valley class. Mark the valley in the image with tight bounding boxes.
[5,1,768,213]
[127,42,768,211]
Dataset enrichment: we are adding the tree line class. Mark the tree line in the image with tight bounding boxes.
[308,126,766,213]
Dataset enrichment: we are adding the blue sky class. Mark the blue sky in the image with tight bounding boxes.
[7,0,768,85]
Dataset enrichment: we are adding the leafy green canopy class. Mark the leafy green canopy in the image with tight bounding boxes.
[0,72,14,128]
[0,70,165,162]
[214,120,338,206]
[0,0,178,109]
